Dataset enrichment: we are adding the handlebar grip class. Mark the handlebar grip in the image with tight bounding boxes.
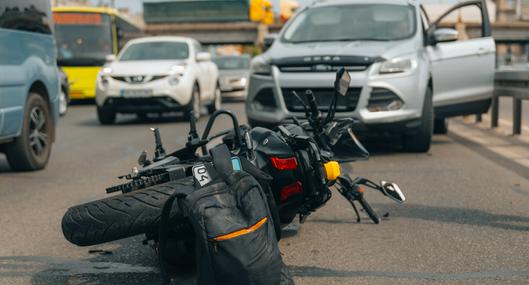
[305,90,319,119]
[358,196,380,224]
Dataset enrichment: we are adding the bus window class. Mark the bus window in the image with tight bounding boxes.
[53,12,112,66]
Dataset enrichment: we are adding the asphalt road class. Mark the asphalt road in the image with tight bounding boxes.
[1,102,529,285]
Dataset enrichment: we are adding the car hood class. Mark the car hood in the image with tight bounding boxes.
[218,69,249,78]
[109,60,188,76]
[267,40,417,61]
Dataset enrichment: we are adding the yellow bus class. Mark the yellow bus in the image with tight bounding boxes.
[52,7,141,100]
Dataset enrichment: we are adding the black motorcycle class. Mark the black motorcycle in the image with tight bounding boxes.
[61,68,405,267]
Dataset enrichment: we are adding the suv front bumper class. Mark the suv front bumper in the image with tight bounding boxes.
[246,65,426,135]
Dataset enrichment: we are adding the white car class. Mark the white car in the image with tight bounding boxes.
[96,36,220,124]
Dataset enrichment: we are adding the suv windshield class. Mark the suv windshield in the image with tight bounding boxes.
[213,56,250,70]
[119,41,189,61]
[282,4,416,43]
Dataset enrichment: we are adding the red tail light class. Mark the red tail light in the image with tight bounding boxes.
[280,181,303,202]
[270,156,298,170]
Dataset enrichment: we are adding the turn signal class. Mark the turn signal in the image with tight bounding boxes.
[280,181,303,202]
[270,156,298,171]
[324,161,341,181]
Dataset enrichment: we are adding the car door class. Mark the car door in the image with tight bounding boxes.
[426,0,495,117]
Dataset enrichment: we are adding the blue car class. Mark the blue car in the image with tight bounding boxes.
[0,0,60,171]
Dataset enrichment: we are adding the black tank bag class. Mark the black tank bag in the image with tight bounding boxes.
[186,144,285,285]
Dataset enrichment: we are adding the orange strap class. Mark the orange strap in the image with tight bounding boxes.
[212,217,268,241]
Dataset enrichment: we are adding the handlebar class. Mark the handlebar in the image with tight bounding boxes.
[357,195,380,224]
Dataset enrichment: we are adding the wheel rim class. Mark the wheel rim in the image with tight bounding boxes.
[59,90,67,115]
[28,106,49,157]
[214,87,222,110]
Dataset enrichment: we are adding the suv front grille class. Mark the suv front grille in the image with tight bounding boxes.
[282,88,361,112]
[111,75,167,84]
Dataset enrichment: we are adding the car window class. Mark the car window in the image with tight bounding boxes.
[0,0,52,34]
[119,41,189,61]
[282,4,416,43]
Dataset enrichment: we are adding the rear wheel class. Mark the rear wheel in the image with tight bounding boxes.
[403,87,433,153]
[97,106,116,125]
[5,92,53,171]
[61,178,194,246]
[434,117,449,134]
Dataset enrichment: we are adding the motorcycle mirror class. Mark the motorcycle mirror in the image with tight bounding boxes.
[381,181,405,203]
[334,67,351,97]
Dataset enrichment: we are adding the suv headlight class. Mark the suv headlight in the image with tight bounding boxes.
[250,57,271,76]
[98,66,112,87]
[379,57,417,74]
[168,64,186,85]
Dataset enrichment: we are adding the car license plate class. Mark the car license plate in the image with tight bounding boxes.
[121,89,153,97]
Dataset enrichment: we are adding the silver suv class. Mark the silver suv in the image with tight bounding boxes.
[246,0,495,152]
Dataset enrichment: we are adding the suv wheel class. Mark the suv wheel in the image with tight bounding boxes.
[434,118,449,134]
[403,87,433,153]
[184,84,201,120]
[5,92,53,171]
[207,84,222,114]
[97,106,116,125]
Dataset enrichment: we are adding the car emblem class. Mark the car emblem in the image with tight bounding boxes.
[126,76,145,83]
[313,64,332,72]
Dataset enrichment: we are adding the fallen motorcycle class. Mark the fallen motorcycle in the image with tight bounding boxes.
[61,68,405,274]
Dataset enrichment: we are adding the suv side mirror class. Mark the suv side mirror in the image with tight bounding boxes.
[263,34,277,51]
[105,54,116,62]
[196,52,211,62]
[432,28,459,44]
[334,67,351,96]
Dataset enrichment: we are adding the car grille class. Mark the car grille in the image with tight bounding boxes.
[111,75,167,84]
[273,55,378,73]
[282,88,361,112]
[279,65,368,73]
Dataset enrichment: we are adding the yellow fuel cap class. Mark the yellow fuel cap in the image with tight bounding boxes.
[324,161,341,181]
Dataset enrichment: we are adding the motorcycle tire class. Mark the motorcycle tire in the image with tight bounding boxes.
[61,177,194,247]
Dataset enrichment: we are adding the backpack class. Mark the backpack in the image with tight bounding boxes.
[159,144,291,285]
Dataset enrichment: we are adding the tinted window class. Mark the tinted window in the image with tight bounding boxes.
[119,41,189,61]
[282,4,416,43]
[0,0,52,34]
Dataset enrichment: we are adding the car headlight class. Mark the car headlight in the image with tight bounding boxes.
[250,57,271,76]
[240,77,248,86]
[379,57,417,74]
[98,66,112,87]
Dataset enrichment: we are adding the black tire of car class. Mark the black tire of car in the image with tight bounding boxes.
[207,84,222,114]
[403,87,433,153]
[61,178,194,247]
[97,106,116,125]
[434,117,449,134]
[184,84,201,120]
[5,92,53,171]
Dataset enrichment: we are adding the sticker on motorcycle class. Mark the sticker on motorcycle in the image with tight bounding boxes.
[193,164,211,186]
